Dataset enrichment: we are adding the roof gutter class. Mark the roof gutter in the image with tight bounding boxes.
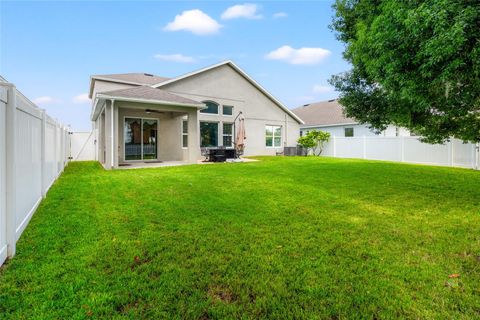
[96,94,206,109]
[300,122,359,129]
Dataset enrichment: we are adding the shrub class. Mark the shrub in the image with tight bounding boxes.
[297,130,331,156]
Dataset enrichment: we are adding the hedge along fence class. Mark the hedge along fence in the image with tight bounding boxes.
[0,79,70,266]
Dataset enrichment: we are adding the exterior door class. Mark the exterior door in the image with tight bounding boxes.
[142,119,157,160]
[124,118,158,161]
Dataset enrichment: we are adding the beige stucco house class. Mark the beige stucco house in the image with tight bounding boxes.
[89,60,302,169]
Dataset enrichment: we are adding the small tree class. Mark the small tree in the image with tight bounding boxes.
[297,130,331,156]
[297,134,316,156]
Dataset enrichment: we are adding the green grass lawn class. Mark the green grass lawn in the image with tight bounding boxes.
[1,157,479,319]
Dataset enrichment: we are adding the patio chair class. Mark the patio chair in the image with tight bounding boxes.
[200,147,210,162]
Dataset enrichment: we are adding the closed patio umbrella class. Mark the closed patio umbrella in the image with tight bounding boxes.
[235,118,246,156]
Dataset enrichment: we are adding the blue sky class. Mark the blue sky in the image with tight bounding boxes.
[1,1,350,131]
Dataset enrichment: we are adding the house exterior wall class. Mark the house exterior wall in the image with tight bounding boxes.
[116,105,185,163]
[160,64,301,156]
[90,64,302,165]
[301,124,409,138]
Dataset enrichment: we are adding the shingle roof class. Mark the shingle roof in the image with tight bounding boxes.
[98,86,204,106]
[92,73,170,85]
[291,99,357,126]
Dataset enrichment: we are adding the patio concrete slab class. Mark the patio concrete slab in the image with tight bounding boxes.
[117,157,258,169]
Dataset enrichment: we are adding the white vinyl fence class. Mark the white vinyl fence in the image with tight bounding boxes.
[0,80,70,266]
[322,136,479,169]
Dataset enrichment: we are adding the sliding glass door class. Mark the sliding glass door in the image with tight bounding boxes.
[142,119,157,159]
[124,118,158,161]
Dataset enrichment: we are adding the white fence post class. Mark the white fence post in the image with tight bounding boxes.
[54,121,58,176]
[400,136,405,162]
[61,126,65,171]
[333,136,337,157]
[362,136,367,159]
[41,110,47,198]
[473,143,480,170]
[472,143,478,170]
[5,84,16,258]
[448,140,454,167]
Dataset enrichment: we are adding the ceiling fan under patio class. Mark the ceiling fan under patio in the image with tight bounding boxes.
[145,109,164,114]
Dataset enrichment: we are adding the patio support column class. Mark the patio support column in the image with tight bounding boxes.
[104,100,113,169]
[187,110,200,163]
[99,110,105,164]
[112,101,118,168]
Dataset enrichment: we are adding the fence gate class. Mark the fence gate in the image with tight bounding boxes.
[70,130,97,161]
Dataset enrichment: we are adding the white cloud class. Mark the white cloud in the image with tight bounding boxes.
[154,53,195,63]
[72,93,91,104]
[221,3,262,20]
[164,9,222,35]
[273,12,287,18]
[312,85,334,93]
[265,45,331,65]
[33,96,59,105]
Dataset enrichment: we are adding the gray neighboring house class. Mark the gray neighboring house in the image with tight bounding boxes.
[89,60,303,169]
[292,99,409,137]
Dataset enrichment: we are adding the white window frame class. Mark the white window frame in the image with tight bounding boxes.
[344,127,354,137]
[182,119,188,149]
[222,105,234,117]
[265,125,282,148]
[200,100,220,115]
[222,122,233,147]
[200,121,220,148]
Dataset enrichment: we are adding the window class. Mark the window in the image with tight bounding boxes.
[200,101,219,114]
[344,127,354,137]
[223,123,233,147]
[265,125,282,147]
[200,122,218,147]
[182,120,188,148]
[223,105,233,116]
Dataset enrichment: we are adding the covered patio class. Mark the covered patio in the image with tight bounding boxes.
[91,86,205,169]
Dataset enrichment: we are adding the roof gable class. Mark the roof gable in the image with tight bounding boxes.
[152,61,304,124]
[93,73,169,85]
[97,86,204,107]
[89,73,170,98]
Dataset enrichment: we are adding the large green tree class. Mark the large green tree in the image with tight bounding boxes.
[329,0,480,143]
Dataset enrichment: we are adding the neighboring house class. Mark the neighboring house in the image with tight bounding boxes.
[292,99,409,137]
[89,60,303,169]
